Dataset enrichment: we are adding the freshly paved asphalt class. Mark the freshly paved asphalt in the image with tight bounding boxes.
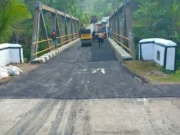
[0,40,180,99]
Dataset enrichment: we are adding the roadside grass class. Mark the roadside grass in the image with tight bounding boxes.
[124,61,180,84]
[155,70,180,82]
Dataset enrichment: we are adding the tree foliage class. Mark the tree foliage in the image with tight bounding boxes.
[133,0,180,41]
[90,0,123,20]
[0,0,31,43]
[133,0,180,67]
[2,0,180,63]
[29,0,89,24]
[105,0,123,12]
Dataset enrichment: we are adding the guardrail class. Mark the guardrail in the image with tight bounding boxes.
[31,2,79,60]
[109,0,135,59]
[112,32,131,54]
[32,33,79,56]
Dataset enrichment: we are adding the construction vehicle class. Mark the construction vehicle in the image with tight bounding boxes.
[80,29,92,46]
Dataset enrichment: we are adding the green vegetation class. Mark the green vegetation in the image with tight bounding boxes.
[124,61,180,84]
[133,0,180,41]
[91,0,122,19]
[133,0,180,74]
[0,0,91,61]
[0,0,31,43]
[24,0,90,25]
[0,0,180,68]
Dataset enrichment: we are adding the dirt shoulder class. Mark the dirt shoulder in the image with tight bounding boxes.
[0,63,40,84]
[124,61,180,84]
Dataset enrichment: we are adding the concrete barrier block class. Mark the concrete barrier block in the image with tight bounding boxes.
[55,51,58,55]
[57,50,60,54]
[40,55,49,61]
[50,52,56,57]
[59,49,62,52]
[39,57,47,63]
[42,54,51,59]
[31,58,45,64]
[31,59,41,64]
[57,49,60,53]
[61,47,65,51]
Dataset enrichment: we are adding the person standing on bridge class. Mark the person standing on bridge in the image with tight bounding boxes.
[108,27,112,38]
[51,29,57,48]
[96,32,105,48]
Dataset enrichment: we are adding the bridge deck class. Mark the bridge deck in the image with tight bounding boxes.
[0,40,179,99]
[1,40,180,135]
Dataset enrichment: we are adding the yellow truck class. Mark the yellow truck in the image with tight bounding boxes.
[80,29,92,46]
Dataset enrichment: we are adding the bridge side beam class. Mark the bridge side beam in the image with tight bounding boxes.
[124,0,136,59]
[56,14,61,44]
[66,17,70,41]
[74,20,79,36]
[36,2,78,21]
[51,13,56,31]
[31,5,40,60]
[31,2,79,60]
[70,17,73,39]
[115,12,119,41]
[40,10,51,48]
[62,16,66,42]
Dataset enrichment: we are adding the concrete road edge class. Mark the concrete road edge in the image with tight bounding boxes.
[31,38,80,64]
[108,38,132,62]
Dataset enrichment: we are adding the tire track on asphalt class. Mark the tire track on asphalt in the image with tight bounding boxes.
[48,101,67,135]
[54,46,91,99]
[5,100,58,135]
[63,101,78,135]
[72,101,92,135]
[44,45,83,99]
[5,100,49,135]
[83,103,92,135]
[24,100,59,135]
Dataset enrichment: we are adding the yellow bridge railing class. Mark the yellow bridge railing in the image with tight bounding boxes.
[112,32,131,54]
[32,33,79,56]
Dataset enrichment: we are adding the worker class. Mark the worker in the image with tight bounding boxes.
[108,27,112,38]
[51,29,57,48]
[96,32,105,48]
[95,31,98,41]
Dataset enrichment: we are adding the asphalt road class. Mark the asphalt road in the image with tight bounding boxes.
[0,40,180,135]
[0,40,180,99]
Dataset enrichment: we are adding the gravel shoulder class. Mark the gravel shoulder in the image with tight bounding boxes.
[0,63,40,84]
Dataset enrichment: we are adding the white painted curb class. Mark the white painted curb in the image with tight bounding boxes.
[31,38,80,64]
[108,38,132,61]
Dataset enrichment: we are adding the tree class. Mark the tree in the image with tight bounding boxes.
[91,0,112,20]
[45,0,88,24]
[133,0,180,40]
[0,0,31,43]
[105,0,123,12]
